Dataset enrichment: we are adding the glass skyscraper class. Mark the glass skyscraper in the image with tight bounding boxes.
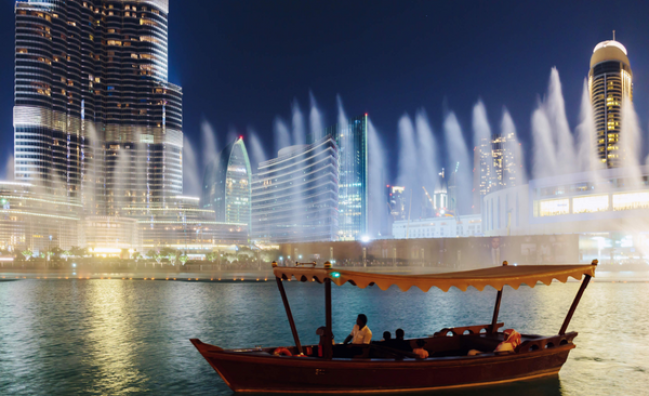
[324,114,369,241]
[251,136,339,243]
[200,138,252,227]
[589,38,633,168]
[14,0,183,215]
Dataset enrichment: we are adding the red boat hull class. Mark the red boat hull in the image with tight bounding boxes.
[191,338,575,393]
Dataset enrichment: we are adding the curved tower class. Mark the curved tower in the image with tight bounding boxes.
[588,38,632,168]
[200,138,252,227]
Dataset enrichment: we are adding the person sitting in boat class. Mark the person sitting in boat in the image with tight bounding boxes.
[387,328,412,352]
[343,314,372,344]
[382,331,392,342]
[412,339,429,359]
[468,329,522,356]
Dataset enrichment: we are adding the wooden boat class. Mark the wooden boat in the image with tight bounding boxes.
[191,260,597,393]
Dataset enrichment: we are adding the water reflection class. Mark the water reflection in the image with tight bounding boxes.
[0,280,647,395]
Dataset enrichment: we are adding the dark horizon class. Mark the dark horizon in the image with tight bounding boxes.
[1,0,648,190]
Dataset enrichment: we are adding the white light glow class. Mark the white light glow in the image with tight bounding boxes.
[539,199,570,217]
[613,192,649,211]
[593,40,627,55]
[573,195,609,214]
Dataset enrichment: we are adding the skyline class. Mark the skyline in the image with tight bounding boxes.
[2,1,649,193]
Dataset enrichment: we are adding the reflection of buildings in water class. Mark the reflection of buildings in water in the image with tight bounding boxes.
[84,281,146,392]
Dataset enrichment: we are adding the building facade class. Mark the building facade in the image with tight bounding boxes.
[14,0,183,215]
[0,181,80,252]
[251,136,339,243]
[323,115,368,240]
[589,38,633,168]
[200,137,252,228]
[392,214,482,239]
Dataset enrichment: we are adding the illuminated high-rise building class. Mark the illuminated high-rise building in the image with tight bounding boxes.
[201,138,252,227]
[473,133,520,213]
[589,36,633,168]
[14,0,183,215]
[323,115,369,241]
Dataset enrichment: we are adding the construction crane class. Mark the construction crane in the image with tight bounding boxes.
[422,186,435,208]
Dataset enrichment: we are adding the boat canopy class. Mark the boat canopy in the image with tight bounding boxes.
[273,264,597,292]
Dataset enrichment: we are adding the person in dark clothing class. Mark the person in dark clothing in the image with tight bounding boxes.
[382,331,392,341]
[390,328,412,352]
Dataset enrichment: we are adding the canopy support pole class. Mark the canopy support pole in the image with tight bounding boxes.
[490,261,508,333]
[324,277,333,358]
[559,274,592,335]
[323,261,333,359]
[490,289,503,334]
[275,275,303,355]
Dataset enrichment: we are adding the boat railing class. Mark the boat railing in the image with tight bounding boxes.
[432,323,504,337]
[517,332,578,353]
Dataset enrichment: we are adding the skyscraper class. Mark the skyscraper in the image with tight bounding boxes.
[201,138,252,226]
[251,136,338,243]
[324,115,368,241]
[14,0,183,215]
[589,37,633,168]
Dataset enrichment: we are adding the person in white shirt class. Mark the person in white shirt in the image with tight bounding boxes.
[344,314,372,345]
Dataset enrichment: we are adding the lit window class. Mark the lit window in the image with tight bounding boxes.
[539,199,569,217]
[573,195,609,214]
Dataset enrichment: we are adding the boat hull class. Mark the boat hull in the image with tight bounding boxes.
[191,339,575,393]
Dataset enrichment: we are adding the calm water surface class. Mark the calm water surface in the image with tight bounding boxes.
[0,278,647,395]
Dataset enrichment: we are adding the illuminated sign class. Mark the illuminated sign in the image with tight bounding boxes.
[573,195,609,214]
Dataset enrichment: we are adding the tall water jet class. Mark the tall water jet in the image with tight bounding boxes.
[336,95,349,131]
[545,68,577,174]
[273,117,291,155]
[200,117,219,172]
[396,114,420,222]
[575,79,601,176]
[247,129,267,170]
[472,100,493,193]
[443,112,471,215]
[501,109,527,186]
[367,119,388,237]
[4,154,14,181]
[183,136,201,197]
[291,100,306,146]
[309,92,324,142]
[415,110,439,217]
[619,96,643,182]
[531,106,557,179]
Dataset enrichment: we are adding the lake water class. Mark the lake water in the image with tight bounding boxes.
[0,277,647,395]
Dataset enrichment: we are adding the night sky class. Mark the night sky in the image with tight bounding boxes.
[1,0,649,191]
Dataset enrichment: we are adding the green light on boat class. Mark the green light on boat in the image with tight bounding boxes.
[331,272,341,278]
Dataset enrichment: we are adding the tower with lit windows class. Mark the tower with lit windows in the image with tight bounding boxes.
[14,0,183,216]
[589,36,633,168]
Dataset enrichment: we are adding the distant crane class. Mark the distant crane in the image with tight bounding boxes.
[422,186,435,209]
